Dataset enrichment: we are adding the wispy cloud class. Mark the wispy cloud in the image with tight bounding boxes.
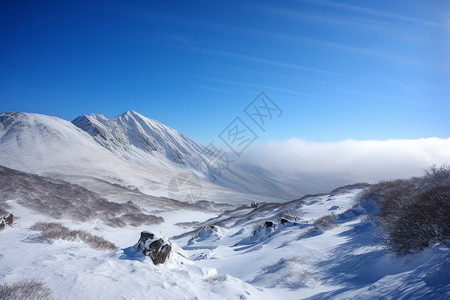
[302,0,448,28]
[190,84,234,93]
[204,63,402,102]
[193,47,341,76]
[309,39,421,65]
[334,88,385,100]
[373,73,418,94]
[209,63,339,87]
[190,23,421,66]
[255,5,398,31]
[113,2,426,68]
[193,75,314,97]
[132,31,344,77]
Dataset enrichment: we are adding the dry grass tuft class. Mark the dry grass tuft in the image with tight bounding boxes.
[32,222,118,251]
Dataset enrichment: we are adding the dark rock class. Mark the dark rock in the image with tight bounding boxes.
[137,231,172,265]
[140,231,154,240]
[264,221,274,227]
[0,213,13,230]
[251,201,260,208]
[4,213,13,225]
[280,217,298,226]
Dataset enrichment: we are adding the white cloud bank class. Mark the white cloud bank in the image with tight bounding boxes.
[242,137,450,182]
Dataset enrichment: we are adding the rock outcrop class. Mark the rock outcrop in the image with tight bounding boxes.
[188,225,224,246]
[0,213,13,230]
[251,201,260,208]
[137,231,172,265]
[264,221,274,227]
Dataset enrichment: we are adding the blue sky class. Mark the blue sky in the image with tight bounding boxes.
[1,0,449,144]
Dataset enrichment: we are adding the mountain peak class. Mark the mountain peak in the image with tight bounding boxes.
[71,110,206,165]
[72,113,107,125]
[121,110,144,119]
[87,113,107,120]
[124,110,138,115]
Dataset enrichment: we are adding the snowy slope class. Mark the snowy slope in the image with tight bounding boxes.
[1,177,448,299]
[0,166,270,299]
[0,203,270,300]
[174,186,450,299]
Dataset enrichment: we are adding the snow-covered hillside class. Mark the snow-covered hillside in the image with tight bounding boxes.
[1,171,448,299]
[173,185,450,299]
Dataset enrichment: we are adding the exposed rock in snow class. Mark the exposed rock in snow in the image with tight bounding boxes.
[264,221,275,228]
[188,225,225,246]
[0,213,13,230]
[137,231,172,265]
[251,201,260,208]
[280,217,298,225]
[236,221,278,246]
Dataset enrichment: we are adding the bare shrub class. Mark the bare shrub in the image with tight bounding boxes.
[313,215,337,230]
[423,164,450,187]
[380,185,450,254]
[0,279,52,300]
[358,165,450,254]
[276,209,300,222]
[105,213,163,227]
[302,215,337,237]
[32,222,118,251]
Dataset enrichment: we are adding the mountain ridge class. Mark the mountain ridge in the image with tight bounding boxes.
[72,110,206,166]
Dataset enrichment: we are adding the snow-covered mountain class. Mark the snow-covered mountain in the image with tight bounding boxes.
[1,111,349,204]
[0,112,221,208]
[72,110,206,166]
[0,112,177,194]
[0,112,131,174]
